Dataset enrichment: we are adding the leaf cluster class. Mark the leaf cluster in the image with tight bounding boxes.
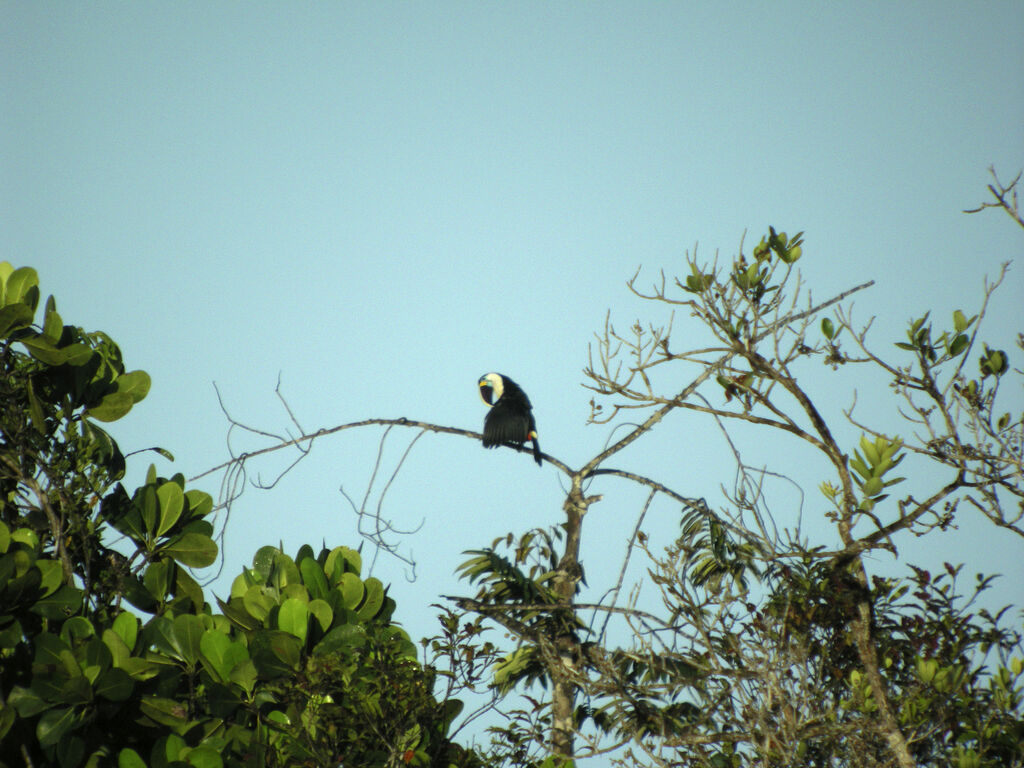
[0,263,483,768]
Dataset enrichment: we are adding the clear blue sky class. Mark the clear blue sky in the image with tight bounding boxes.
[3,2,1023,757]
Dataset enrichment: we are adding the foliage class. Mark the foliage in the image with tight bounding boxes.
[440,197,1024,766]
[0,263,481,768]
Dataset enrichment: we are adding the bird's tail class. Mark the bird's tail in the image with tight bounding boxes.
[529,431,542,466]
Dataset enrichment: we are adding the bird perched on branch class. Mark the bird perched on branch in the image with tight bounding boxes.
[478,372,542,466]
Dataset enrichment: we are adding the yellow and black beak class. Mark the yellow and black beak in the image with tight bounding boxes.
[479,380,494,405]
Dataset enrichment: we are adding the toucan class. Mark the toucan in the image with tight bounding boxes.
[478,372,542,466]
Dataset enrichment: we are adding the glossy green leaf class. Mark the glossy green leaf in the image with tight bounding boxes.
[116,369,151,404]
[251,631,301,678]
[278,598,309,643]
[139,696,189,727]
[156,482,185,536]
[243,585,275,622]
[339,572,365,610]
[356,577,385,620]
[41,301,63,343]
[216,596,260,631]
[34,632,71,667]
[0,303,34,337]
[821,317,835,340]
[101,628,131,669]
[229,658,257,694]
[143,560,170,603]
[95,667,134,701]
[184,746,223,768]
[269,552,300,591]
[118,748,147,768]
[308,598,333,632]
[325,545,361,582]
[175,566,205,612]
[199,630,238,683]
[314,623,367,655]
[299,556,329,601]
[60,616,95,645]
[86,391,134,422]
[36,559,64,597]
[10,527,39,550]
[37,706,75,748]
[252,546,278,578]
[112,611,139,651]
[162,532,218,568]
[185,489,213,519]
[3,266,39,308]
[173,614,205,666]
[7,686,48,718]
[30,584,83,620]
[149,616,179,659]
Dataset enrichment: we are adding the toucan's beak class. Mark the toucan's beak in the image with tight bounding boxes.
[479,383,493,405]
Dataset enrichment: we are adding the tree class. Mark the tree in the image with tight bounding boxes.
[0,264,483,767]
[4,171,1022,768]
[201,174,1024,767]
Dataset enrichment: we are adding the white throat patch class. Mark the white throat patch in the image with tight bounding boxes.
[480,372,504,404]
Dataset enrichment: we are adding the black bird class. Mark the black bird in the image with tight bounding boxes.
[478,372,542,466]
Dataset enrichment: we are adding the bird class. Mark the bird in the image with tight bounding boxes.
[478,372,542,466]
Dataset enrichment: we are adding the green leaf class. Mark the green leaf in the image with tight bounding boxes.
[95,667,134,701]
[216,596,260,631]
[116,370,151,404]
[30,584,83,620]
[228,659,257,694]
[949,333,969,357]
[314,623,367,655]
[250,631,301,678]
[356,577,385,620]
[36,558,64,597]
[139,696,189,727]
[143,560,169,603]
[239,589,272,626]
[118,748,147,768]
[862,477,884,497]
[42,300,63,343]
[185,746,223,768]
[37,706,76,748]
[173,566,205,613]
[252,546,278,578]
[200,630,247,683]
[4,266,39,308]
[102,629,132,669]
[162,532,218,568]
[268,552,300,592]
[185,489,213,519]
[156,482,185,536]
[325,546,361,582]
[821,317,835,340]
[339,572,365,610]
[299,557,329,601]
[277,598,309,643]
[0,303,34,337]
[113,611,139,651]
[308,599,333,632]
[86,391,134,422]
[172,614,205,666]
[8,686,49,718]
[952,309,969,332]
[60,616,95,645]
